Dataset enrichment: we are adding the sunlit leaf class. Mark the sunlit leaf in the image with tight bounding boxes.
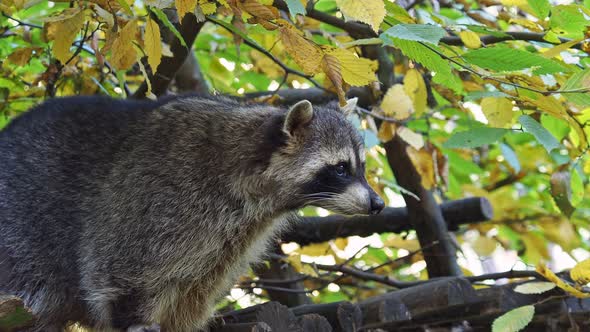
[514,281,556,294]
[570,258,590,285]
[481,97,513,128]
[381,84,412,119]
[326,47,377,87]
[459,30,481,49]
[46,8,86,64]
[403,69,427,116]
[537,263,590,298]
[335,0,385,32]
[144,18,162,72]
[492,305,534,332]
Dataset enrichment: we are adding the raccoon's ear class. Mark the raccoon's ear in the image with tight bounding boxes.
[283,100,314,137]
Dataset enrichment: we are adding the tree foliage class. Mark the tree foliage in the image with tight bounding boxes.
[1,0,590,330]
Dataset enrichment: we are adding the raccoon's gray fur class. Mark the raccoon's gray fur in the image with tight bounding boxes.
[0,95,384,331]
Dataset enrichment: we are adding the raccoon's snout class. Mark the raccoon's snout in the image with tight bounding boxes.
[369,194,385,215]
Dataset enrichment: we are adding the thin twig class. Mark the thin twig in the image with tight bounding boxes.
[207,17,324,90]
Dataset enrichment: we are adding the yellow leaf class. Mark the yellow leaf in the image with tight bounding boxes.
[509,18,543,32]
[571,259,590,285]
[285,254,302,272]
[459,30,481,49]
[538,215,580,252]
[176,0,197,20]
[298,242,332,256]
[521,233,549,265]
[377,122,397,142]
[199,0,217,15]
[111,19,138,70]
[301,264,319,277]
[46,8,86,64]
[471,235,497,257]
[335,0,385,32]
[384,234,421,252]
[403,69,427,116]
[542,39,583,58]
[278,22,323,75]
[327,48,377,86]
[144,18,162,72]
[406,146,436,190]
[537,263,590,298]
[333,238,348,251]
[397,126,424,150]
[481,97,513,128]
[381,84,412,119]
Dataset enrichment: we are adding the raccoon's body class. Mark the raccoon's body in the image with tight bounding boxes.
[0,95,384,331]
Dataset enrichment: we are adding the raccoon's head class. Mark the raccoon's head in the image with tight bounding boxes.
[266,100,385,216]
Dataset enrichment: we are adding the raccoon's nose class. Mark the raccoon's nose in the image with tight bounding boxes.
[369,195,385,215]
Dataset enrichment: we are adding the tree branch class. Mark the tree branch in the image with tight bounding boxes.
[282,197,493,245]
[133,13,205,98]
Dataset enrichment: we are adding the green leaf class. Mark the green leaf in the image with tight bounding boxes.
[500,143,521,173]
[462,47,569,74]
[384,39,462,92]
[541,114,570,142]
[527,0,551,19]
[571,168,584,206]
[518,115,560,153]
[150,7,187,48]
[550,5,587,39]
[514,281,556,294]
[380,24,446,45]
[492,305,535,332]
[443,128,509,148]
[562,69,590,107]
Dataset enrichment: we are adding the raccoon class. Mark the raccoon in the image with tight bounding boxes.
[0,95,384,331]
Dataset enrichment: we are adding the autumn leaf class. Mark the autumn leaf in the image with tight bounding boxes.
[326,47,377,87]
[570,258,590,285]
[403,69,427,116]
[176,0,197,20]
[322,53,345,105]
[46,8,86,64]
[335,0,385,32]
[398,126,424,150]
[481,97,513,127]
[459,30,481,49]
[381,84,412,119]
[199,0,217,15]
[536,263,590,298]
[406,145,436,189]
[111,19,138,70]
[278,22,323,75]
[144,18,162,72]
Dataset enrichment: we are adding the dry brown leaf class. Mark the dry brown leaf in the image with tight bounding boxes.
[278,22,323,75]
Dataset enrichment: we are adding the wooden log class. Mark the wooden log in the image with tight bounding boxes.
[359,277,479,326]
[282,197,493,245]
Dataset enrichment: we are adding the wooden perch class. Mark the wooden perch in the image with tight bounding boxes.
[218,276,590,331]
[282,197,493,245]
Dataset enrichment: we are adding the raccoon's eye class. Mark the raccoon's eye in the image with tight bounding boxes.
[334,162,348,177]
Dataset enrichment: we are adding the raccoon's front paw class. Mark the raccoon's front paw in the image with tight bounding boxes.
[126,323,161,332]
